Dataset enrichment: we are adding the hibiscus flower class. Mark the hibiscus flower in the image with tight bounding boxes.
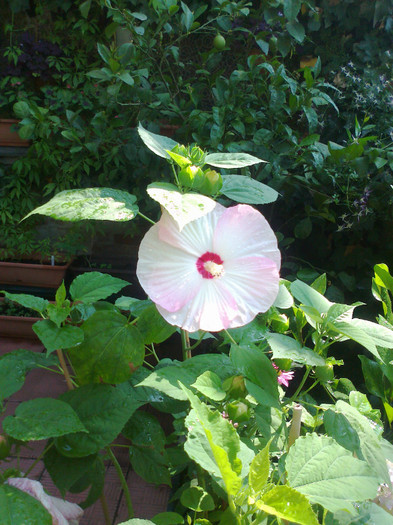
[137,203,280,332]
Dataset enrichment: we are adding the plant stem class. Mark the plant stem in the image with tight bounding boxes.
[106,446,134,518]
[23,441,54,478]
[56,349,74,390]
[99,492,111,525]
[181,329,191,360]
[138,211,155,225]
[224,329,237,345]
[286,366,311,405]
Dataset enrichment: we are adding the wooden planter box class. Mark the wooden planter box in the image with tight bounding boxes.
[0,119,30,147]
[0,259,72,289]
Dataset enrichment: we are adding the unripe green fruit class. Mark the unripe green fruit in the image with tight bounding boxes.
[315,364,334,382]
[213,34,226,51]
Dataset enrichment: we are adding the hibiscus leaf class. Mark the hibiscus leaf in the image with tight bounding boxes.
[33,320,84,354]
[265,333,325,366]
[0,485,52,525]
[205,152,265,168]
[138,123,178,158]
[256,486,319,525]
[3,398,87,441]
[55,384,136,457]
[67,310,145,384]
[0,291,49,313]
[24,188,138,222]
[220,175,279,204]
[147,182,216,230]
[70,272,130,303]
[286,433,379,513]
[0,349,58,404]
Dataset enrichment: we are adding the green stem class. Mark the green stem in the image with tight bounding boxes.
[138,211,155,225]
[224,329,237,345]
[171,162,181,188]
[187,331,207,351]
[285,366,311,405]
[23,441,54,478]
[99,492,111,525]
[181,329,191,360]
[106,446,134,518]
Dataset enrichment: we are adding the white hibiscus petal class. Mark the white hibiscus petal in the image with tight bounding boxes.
[137,221,202,312]
[158,204,225,256]
[213,204,281,269]
[223,256,280,316]
[157,279,239,332]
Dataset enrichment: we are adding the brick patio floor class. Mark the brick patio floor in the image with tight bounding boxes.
[0,336,171,525]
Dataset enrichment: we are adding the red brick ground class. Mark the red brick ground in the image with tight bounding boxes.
[0,337,170,524]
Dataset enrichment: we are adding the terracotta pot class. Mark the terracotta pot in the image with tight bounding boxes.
[0,119,30,147]
[0,313,40,340]
[159,123,180,138]
[0,259,72,288]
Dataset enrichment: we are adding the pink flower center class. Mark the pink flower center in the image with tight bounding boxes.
[196,251,224,279]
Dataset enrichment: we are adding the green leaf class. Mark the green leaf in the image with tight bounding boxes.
[294,217,312,239]
[303,106,318,132]
[181,486,214,512]
[284,0,302,20]
[265,333,325,366]
[273,282,294,309]
[3,398,87,441]
[137,123,178,159]
[0,484,52,525]
[119,518,154,525]
[249,441,270,493]
[123,411,166,451]
[151,512,184,525]
[137,354,236,400]
[166,150,192,168]
[44,447,98,497]
[68,310,144,384]
[0,350,58,403]
[291,280,332,313]
[286,20,305,42]
[79,0,92,18]
[0,291,48,313]
[349,318,393,349]
[286,433,379,513]
[97,43,111,64]
[136,304,176,344]
[220,175,278,204]
[182,388,242,496]
[70,272,129,303]
[374,264,393,294]
[33,320,84,353]
[256,485,319,525]
[327,320,379,358]
[55,384,135,457]
[118,71,134,86]
[147,183,216,230]
[323,410,361,456]
[333,400,390,483]
[191,371,226,401]
[230,344,279,408]
[130,445,171,485]
[205,152,265,168]
[358,355,385,398]
[24,188,138,222]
